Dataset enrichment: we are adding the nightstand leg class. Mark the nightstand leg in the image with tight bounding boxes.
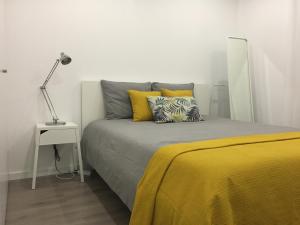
[76,142,84,182]
[72,144,77,171]
[32,146,39,189]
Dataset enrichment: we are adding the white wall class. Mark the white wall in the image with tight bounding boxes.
[0,0,8,223]
[5,0,237,179]
[291,0,300,128]
[237,0,299,127]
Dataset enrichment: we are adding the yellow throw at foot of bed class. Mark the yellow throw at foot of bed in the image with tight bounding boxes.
[130,132,300,225]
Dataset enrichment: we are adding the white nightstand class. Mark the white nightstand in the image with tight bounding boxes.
[32,122,84,189]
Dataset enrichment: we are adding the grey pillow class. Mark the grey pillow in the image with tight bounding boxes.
[151,82,194,91]
[101,80,152,119]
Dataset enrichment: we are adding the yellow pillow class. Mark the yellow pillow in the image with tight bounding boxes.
[128,90,161,121]
[161,89,193,97]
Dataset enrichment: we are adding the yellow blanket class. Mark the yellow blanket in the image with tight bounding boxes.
[130,132,300,225]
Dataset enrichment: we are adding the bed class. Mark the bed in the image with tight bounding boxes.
[81,118,296,209]
[81,81,300,225]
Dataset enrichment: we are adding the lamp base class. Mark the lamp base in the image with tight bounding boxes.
[45,121,66,126]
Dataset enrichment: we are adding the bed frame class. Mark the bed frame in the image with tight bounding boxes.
[81,81,212,132]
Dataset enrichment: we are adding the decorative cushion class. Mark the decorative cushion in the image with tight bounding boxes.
[147,96,204,123]
[151,82,194,92]
[128,90,161,122]
[101,80,151,119]
[161,89,193,97]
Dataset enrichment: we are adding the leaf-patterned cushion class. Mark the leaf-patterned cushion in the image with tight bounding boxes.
[147,96,204,123]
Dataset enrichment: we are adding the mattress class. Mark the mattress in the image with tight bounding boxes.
[81,118,296,210]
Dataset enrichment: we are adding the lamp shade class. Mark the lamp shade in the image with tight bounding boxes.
[60,52,72,65]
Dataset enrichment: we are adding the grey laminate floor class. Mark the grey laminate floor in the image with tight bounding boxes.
[6,173,131,225]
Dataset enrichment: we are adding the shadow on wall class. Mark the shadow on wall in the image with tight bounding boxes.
[209,50,230,118]
[250,47,292,126]
[210,84,230,118]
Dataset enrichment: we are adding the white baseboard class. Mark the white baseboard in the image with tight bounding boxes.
[9,167,91,181]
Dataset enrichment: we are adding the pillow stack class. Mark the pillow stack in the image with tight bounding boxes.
[101,80,204,123]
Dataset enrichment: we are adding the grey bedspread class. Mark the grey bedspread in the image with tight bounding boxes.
[81,118,297,210]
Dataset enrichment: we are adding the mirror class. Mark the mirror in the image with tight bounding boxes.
[227,37,254,122]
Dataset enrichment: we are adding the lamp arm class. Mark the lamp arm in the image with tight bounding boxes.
[41,59,60,88]
[41,86,59,123]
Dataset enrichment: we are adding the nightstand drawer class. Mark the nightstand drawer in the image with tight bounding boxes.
[39,129,76,145]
